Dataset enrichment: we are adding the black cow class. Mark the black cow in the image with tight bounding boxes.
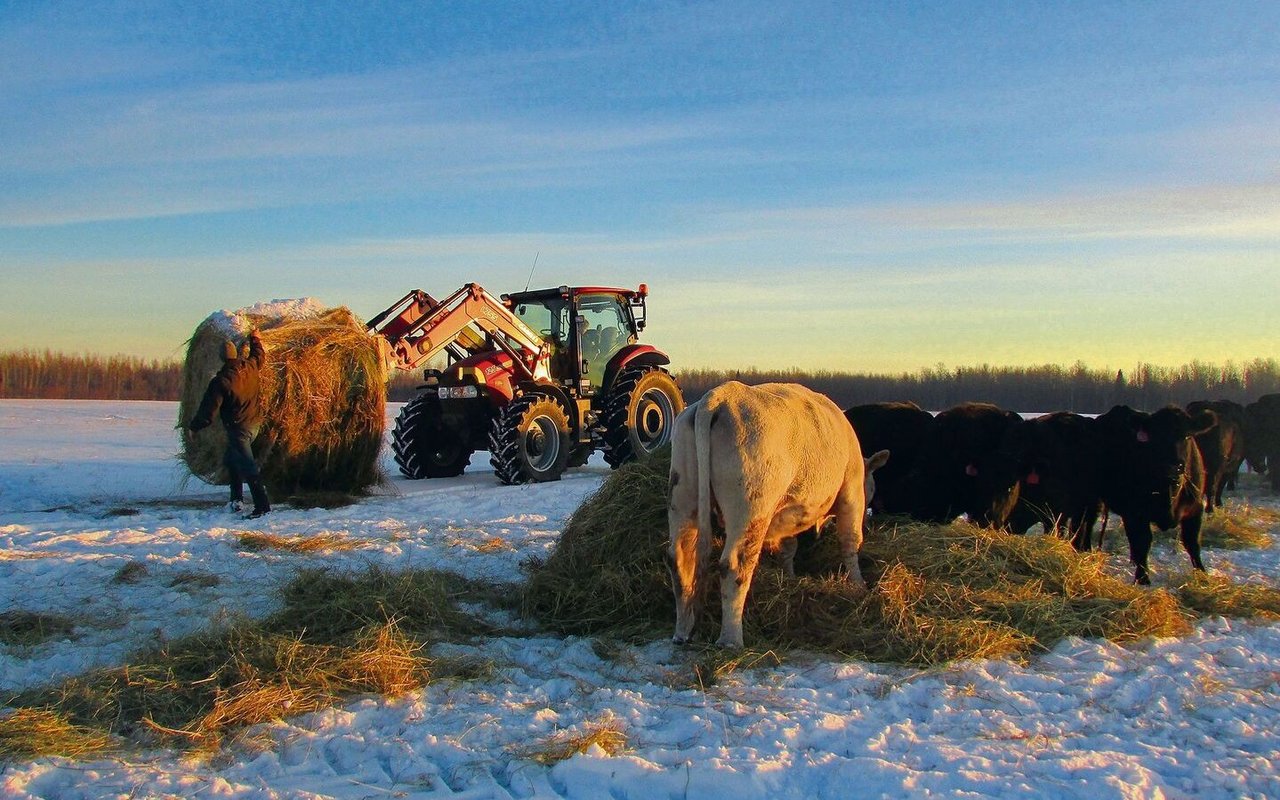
[1000,411,1103,551]
[1186,400,1246,512]
[1095,405,1215,585]
[843,401,935,515]
[1244,394,1280,491]
[904,402,1023,527]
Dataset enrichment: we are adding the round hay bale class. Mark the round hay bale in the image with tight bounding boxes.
[178,299,387,497]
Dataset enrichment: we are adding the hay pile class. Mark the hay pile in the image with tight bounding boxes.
[522,449,1280,666]
[178,300,387,497]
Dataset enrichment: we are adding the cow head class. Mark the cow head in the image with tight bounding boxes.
[1097,404,1209,528]
[863,448,890,512]
[917,403,1023,527]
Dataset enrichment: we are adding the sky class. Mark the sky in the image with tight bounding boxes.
[1,1,1277,374]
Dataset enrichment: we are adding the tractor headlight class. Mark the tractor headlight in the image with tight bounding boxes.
[437,386,479,400]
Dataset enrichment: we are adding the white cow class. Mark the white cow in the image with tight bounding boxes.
[667,381,872,649]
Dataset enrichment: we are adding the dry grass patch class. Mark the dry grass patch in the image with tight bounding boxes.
[168,572,220,590]
[236,532,363,554]
[112,561,149,584]
[0,709,114,761]
[0,611,77,647]
[9,567,492,753]
[522,449,1267,666]
[1199,504,1280,550]
[515,719,628,765]
[1175,571,1280,620]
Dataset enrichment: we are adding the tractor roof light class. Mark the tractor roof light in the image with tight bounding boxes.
[637,283,648,297]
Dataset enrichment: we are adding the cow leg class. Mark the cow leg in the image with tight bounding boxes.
[1122,515,1154,586]
[1069,516,1091,552]
[667,471,705,646]
[1179,510,1207,573]
[717,519,766,650]
[668,516,705,645]
[1072,505,1101,552]
[1212,473,1226,513]
[831,481,868,590]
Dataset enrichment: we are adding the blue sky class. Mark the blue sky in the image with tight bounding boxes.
[1,1,1277,373]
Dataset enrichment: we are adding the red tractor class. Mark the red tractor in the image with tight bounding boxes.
[367,282,684,484]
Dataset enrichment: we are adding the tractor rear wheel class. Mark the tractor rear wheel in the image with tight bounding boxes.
[489,393,572,485]
[601,367,684,468]
[392,394,472,479]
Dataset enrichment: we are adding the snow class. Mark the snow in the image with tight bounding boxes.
[2,398,1280,799]
[204,298,329,337]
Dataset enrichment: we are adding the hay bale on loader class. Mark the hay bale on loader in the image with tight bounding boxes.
[179,299,387,498]
[522,447,1205,666]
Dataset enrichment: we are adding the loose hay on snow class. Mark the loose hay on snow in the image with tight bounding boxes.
[10,568,488,753]
[0,709,114,761]
[519,447,1280,666]
[1198,504,1279,550]
[178,301,387,497]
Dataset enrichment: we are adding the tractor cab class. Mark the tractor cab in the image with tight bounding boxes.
[502,285,645,391]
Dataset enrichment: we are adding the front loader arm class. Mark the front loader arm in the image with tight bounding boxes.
[366,283,551,379]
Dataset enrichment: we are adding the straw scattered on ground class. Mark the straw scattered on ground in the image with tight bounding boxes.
[523,448,1280,666]
[0,611,78,647]
[235,531,364,554]
[0,709,115,761]
[513,717,629,765]
[5,567,492,755]
[1198,503,1279,550]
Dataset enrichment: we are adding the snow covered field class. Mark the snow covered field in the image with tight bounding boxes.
[2,399,1279,799]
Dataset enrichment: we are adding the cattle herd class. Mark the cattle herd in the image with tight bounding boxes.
[666,383,1280,649]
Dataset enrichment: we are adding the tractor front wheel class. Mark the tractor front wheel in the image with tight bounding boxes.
[601,367,684,468]
[489,393,572,485]
[392,394,472,479]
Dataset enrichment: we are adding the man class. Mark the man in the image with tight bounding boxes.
[188,329,271,518]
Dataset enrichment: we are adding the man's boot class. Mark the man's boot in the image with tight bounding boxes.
[247,479,271,519]
[228,482,244,514]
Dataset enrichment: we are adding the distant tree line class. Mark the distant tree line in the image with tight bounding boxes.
[0,350,183,401]
[675,359,1280,413]
[4,350,1278,412]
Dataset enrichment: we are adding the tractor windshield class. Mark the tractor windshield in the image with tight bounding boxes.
[512,295,574,377]
[577,293,634,386]
[512,297,570,347]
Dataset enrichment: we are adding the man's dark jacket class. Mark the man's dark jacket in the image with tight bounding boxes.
[189,333,266,433]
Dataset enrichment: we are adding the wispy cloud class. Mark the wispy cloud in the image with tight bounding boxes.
[715,180,1280,246]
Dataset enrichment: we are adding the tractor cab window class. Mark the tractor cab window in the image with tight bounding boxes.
[514,297,573,375]
[577,293,633,386]
[514,298,572,347]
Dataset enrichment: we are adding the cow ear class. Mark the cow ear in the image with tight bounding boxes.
[866,449,890,473]
[1188,408,1218,437]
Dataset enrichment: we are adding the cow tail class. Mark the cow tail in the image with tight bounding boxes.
[695,401,715,554]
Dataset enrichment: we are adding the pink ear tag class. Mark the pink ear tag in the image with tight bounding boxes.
[965,464,979,477]
[1136,429,1150,443]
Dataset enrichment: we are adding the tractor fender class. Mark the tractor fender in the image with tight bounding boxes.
[603,345,671,389]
